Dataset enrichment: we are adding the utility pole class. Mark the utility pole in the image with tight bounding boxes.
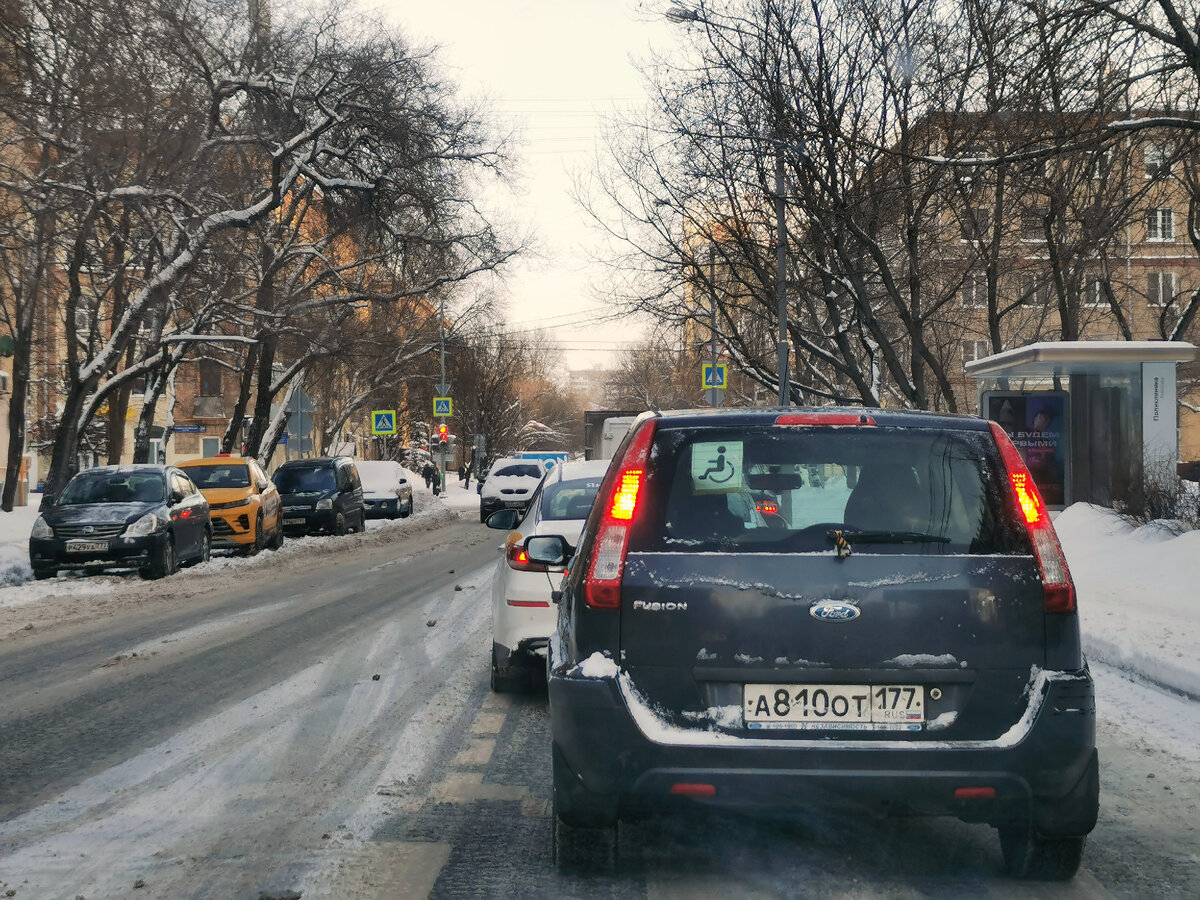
[775,134,789,406]
[439,294,446,493]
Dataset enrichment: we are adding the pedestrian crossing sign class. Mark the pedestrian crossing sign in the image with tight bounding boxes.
[702,362,727,390]
[371,410,396,435]
[433,397,453,417]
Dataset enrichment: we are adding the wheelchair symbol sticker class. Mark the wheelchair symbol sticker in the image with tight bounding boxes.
[690,441,744,492]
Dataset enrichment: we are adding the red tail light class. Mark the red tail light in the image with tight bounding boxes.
[989,422,1076,613]
[583,418,658,609]
[505,539,548,573]
[756,501,778,515]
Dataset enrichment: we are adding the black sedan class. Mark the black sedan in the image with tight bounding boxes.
[30,465,212,580]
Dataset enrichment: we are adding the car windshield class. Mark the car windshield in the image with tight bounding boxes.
[274,466,335,494]
[633,426,1021,555]
[493,464,542,479]
[540,479,602,521]
[57,472,165,505]
[184,464,250,489]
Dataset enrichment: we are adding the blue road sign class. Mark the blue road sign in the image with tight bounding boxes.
[702,362,728,389]
[371,410,396,435]
[433,397,453,417]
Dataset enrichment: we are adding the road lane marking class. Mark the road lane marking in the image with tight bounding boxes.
[327,841,451,899]
[452,738,495,768]
[468,712,505,736]
[430,772,527,803]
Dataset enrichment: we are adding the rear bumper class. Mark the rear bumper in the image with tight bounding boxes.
[548,666,1097,834]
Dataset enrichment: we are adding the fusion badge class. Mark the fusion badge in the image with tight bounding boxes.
[809,600,860,622]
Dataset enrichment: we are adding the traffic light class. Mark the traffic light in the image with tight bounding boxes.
[437,423,449,445]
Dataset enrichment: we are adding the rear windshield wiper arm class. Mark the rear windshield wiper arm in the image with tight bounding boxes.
[827,529,951,544]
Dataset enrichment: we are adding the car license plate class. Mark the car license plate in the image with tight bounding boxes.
[66,540,108,553]
[283,517,305,526]
[504,500,524,508]
[744,683,924,731]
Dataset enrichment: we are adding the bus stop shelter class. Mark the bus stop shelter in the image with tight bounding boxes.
[965,340,1198,507]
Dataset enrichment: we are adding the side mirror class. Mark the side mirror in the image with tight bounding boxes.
[485,508,520,530]
[525,534,573,566]
[398,477,408,485]
[170,491,184,505]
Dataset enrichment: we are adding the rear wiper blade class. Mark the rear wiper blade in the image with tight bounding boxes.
[827,529,951,544]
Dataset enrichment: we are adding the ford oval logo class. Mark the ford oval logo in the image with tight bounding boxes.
[810,601,860,622]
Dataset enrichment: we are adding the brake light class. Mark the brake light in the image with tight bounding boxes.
[756,501,778,515]
[584,418,658,609]
[775,412,876,426]
[989,422,1076,613]
[505,539,548,573]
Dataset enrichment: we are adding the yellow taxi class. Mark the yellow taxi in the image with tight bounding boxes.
[177,455,283,554]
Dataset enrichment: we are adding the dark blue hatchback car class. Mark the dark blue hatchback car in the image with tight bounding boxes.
[525,408,1097,879]
[30,465,211,579]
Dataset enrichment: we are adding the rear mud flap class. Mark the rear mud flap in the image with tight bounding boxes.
[1034,748,1099,836]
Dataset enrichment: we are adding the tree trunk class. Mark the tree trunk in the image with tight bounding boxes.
[223,343,259,453]
[1,348,32,511]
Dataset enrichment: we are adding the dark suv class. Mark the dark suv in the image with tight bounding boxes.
[526,408,1097,878]
[273,457,364,535]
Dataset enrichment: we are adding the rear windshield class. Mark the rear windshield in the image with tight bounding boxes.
[540,477,603,521]
[273,465,335,494]
[630,425,1023,555]
[185,464,250,489]
[57,472,165,505]
[493,464,543,479]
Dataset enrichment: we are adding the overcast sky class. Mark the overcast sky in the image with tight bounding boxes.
[376,0,680,373]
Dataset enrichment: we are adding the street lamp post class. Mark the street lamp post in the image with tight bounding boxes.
[665,3,791,406]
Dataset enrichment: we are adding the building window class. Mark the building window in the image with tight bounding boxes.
[1092,149,1113,180]
[199,360,223,397]
[1145,141,1171,179]
[959,207,990,241]
[201,436,220,457]
[1147,271,1176,307]
[1084,276,1109,309]
[1020,273,1051,307]
[74,306,90,333]
[962,339,990,366]
[1146,208,1175,242]
[1020,212,1046,242]
[961,273,987,308]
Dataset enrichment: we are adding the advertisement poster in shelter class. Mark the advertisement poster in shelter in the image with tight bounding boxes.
[983,391,1069,506]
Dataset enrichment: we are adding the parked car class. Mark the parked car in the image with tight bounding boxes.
[357,459,414,519]
[526,408,1097,878]
[484,458,611,692]
[272,457,364,536]
[478,457,546,522]
[178,455,283,554]
[30,465,212,579]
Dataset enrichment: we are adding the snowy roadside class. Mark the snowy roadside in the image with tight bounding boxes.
[1,485,1197,704]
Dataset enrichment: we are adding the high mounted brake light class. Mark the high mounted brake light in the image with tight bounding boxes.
[989,421,1076,613]
[583,418,658,609]
[775,412,876,426]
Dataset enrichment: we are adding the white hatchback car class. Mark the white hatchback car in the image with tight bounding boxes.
[484,458,611,692]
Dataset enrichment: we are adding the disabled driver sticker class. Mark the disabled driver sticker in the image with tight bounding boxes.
[690,441,745,493]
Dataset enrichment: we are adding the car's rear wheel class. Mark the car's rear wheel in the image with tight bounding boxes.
[551,743,617,871]
[248,511,265,555]
[193,528,211,565]
[999,824,1085,880]
[141,537,178,580]
[268,519,284,550]
[490,643,530,694]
